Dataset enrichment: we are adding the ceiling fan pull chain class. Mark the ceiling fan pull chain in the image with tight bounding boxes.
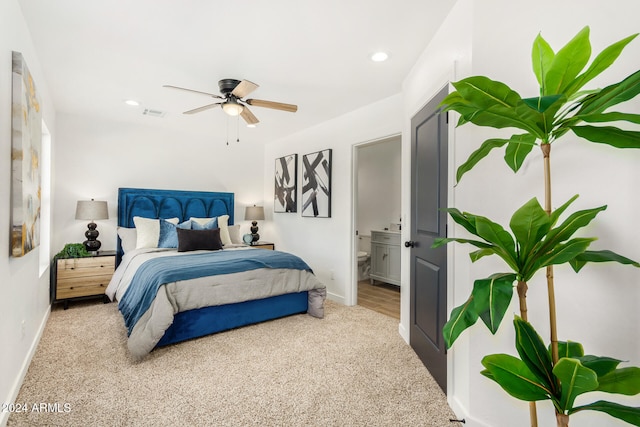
[226,116,229,146]
[236,116,240,143]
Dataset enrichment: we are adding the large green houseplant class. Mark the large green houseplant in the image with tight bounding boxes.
[436,27,640,426]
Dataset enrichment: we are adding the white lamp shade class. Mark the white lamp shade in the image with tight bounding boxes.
[244,205,265,221]
[75,200,109,221]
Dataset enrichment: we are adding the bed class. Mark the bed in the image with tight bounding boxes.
[106,187,326,358]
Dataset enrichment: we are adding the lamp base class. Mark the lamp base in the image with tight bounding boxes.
[250,221,260,243]
[83,222,102,253]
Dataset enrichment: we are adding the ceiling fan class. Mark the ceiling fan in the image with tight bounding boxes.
[163,79,297,125]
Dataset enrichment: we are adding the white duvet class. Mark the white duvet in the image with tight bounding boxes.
[106,246,326,358]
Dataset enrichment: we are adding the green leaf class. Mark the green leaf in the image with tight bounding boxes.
[532,33,555,91]
[450,77,544,137]
[504,134,537,173]
[474,274,516,334]
[522,95,563,113]
[578,70,640,116]
[443,296,479,349]
[514,317,556,393]
[509,198,551,262]
[597,367,640,395]
[452,76,523,110]
[577,355,621,377]
[431,237,492,250]
[570,249,640,272]
[580,112,640,124]
[548,195,580,227]
[544,26,591,96]
[571,125,640,149]
[564,33,639,96]
[475,216,516,256]
[443,208,478,236]
[533,237,595,272]
[553,358,599,411]
[544,205,607,247]
[469,248,498,263]
[556,341,585,358]
[570,400,640,425]
[481,354,552,401]
[456,138,509,183]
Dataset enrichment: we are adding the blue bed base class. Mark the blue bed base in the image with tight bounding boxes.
[156,292,309,347]
[116,188,309,351]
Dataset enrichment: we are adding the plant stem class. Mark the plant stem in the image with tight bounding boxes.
[556,413,570,427]
[542,143,560,365]
[517,280,538,427]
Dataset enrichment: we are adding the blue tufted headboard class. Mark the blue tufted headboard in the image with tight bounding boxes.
[116,188,234,266]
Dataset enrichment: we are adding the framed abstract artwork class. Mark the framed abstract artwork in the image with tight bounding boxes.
[11,51,42,257]
[301,149,332,218]
[274,154,298,213]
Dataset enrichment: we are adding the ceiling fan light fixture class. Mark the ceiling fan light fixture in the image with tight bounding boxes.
[222,99,244,116]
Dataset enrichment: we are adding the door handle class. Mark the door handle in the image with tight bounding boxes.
[404,241,416,248]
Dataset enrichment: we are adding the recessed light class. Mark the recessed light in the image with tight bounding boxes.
[124,99,140,106]
[370,52,389,62]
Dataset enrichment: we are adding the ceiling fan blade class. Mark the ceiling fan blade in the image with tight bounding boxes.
[183,103,222,115]
[246,98,298,113]
[232,80,259,98]
[240,106,259,125]
[164,85,223,99]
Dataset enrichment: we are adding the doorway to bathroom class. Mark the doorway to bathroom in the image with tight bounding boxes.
[353,134,401,319]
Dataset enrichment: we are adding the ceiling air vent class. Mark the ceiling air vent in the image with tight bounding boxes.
[142,108,166,118]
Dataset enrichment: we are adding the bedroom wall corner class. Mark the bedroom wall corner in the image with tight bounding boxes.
[0,1,57,425]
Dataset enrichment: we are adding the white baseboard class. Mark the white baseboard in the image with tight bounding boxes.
[0,307,50,427]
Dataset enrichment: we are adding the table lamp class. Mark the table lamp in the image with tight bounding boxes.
[244,205,265,243]
[75,199,109,253]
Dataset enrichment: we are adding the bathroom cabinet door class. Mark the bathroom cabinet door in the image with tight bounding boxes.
[370,231,401,286]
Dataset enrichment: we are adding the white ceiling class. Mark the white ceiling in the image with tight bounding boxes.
[18,1,455,144]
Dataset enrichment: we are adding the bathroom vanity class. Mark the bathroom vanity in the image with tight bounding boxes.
[370,230,401,286]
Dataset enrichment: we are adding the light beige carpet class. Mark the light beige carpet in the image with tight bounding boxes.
[9,300,456,426]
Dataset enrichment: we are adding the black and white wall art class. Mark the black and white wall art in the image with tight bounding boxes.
[274,154,297,212]
[301,149,332,218]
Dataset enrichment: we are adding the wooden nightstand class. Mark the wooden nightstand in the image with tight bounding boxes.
[250,241,275,250]
[54,250,116,309]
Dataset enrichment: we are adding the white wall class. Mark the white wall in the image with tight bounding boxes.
[403,0,640,425]
[0,1,57,425]
[357,137,402,243]
[52,112,267,253]
[264,95,402,304]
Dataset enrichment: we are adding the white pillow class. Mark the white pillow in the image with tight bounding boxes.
[117,227,137,253]
[133,216,178,249]
[217,215,232,246]
[228,224,241,244]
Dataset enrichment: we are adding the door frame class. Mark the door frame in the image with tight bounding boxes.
[349,133,402,307]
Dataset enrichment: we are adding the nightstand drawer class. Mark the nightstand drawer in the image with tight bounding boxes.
[57,256,114,279]
[55,254,115,303]
[56,274,112,299]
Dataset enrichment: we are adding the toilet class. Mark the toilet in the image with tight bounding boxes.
[357,251,370,281]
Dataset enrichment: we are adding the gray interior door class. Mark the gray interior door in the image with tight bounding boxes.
[408,86,448,393]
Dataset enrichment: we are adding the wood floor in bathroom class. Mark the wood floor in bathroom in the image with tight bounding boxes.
[357,280,400,319]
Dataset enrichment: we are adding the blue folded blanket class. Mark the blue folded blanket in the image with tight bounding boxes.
[119,249,312,335]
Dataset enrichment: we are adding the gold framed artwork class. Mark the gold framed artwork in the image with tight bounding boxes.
[11,51,42,257]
